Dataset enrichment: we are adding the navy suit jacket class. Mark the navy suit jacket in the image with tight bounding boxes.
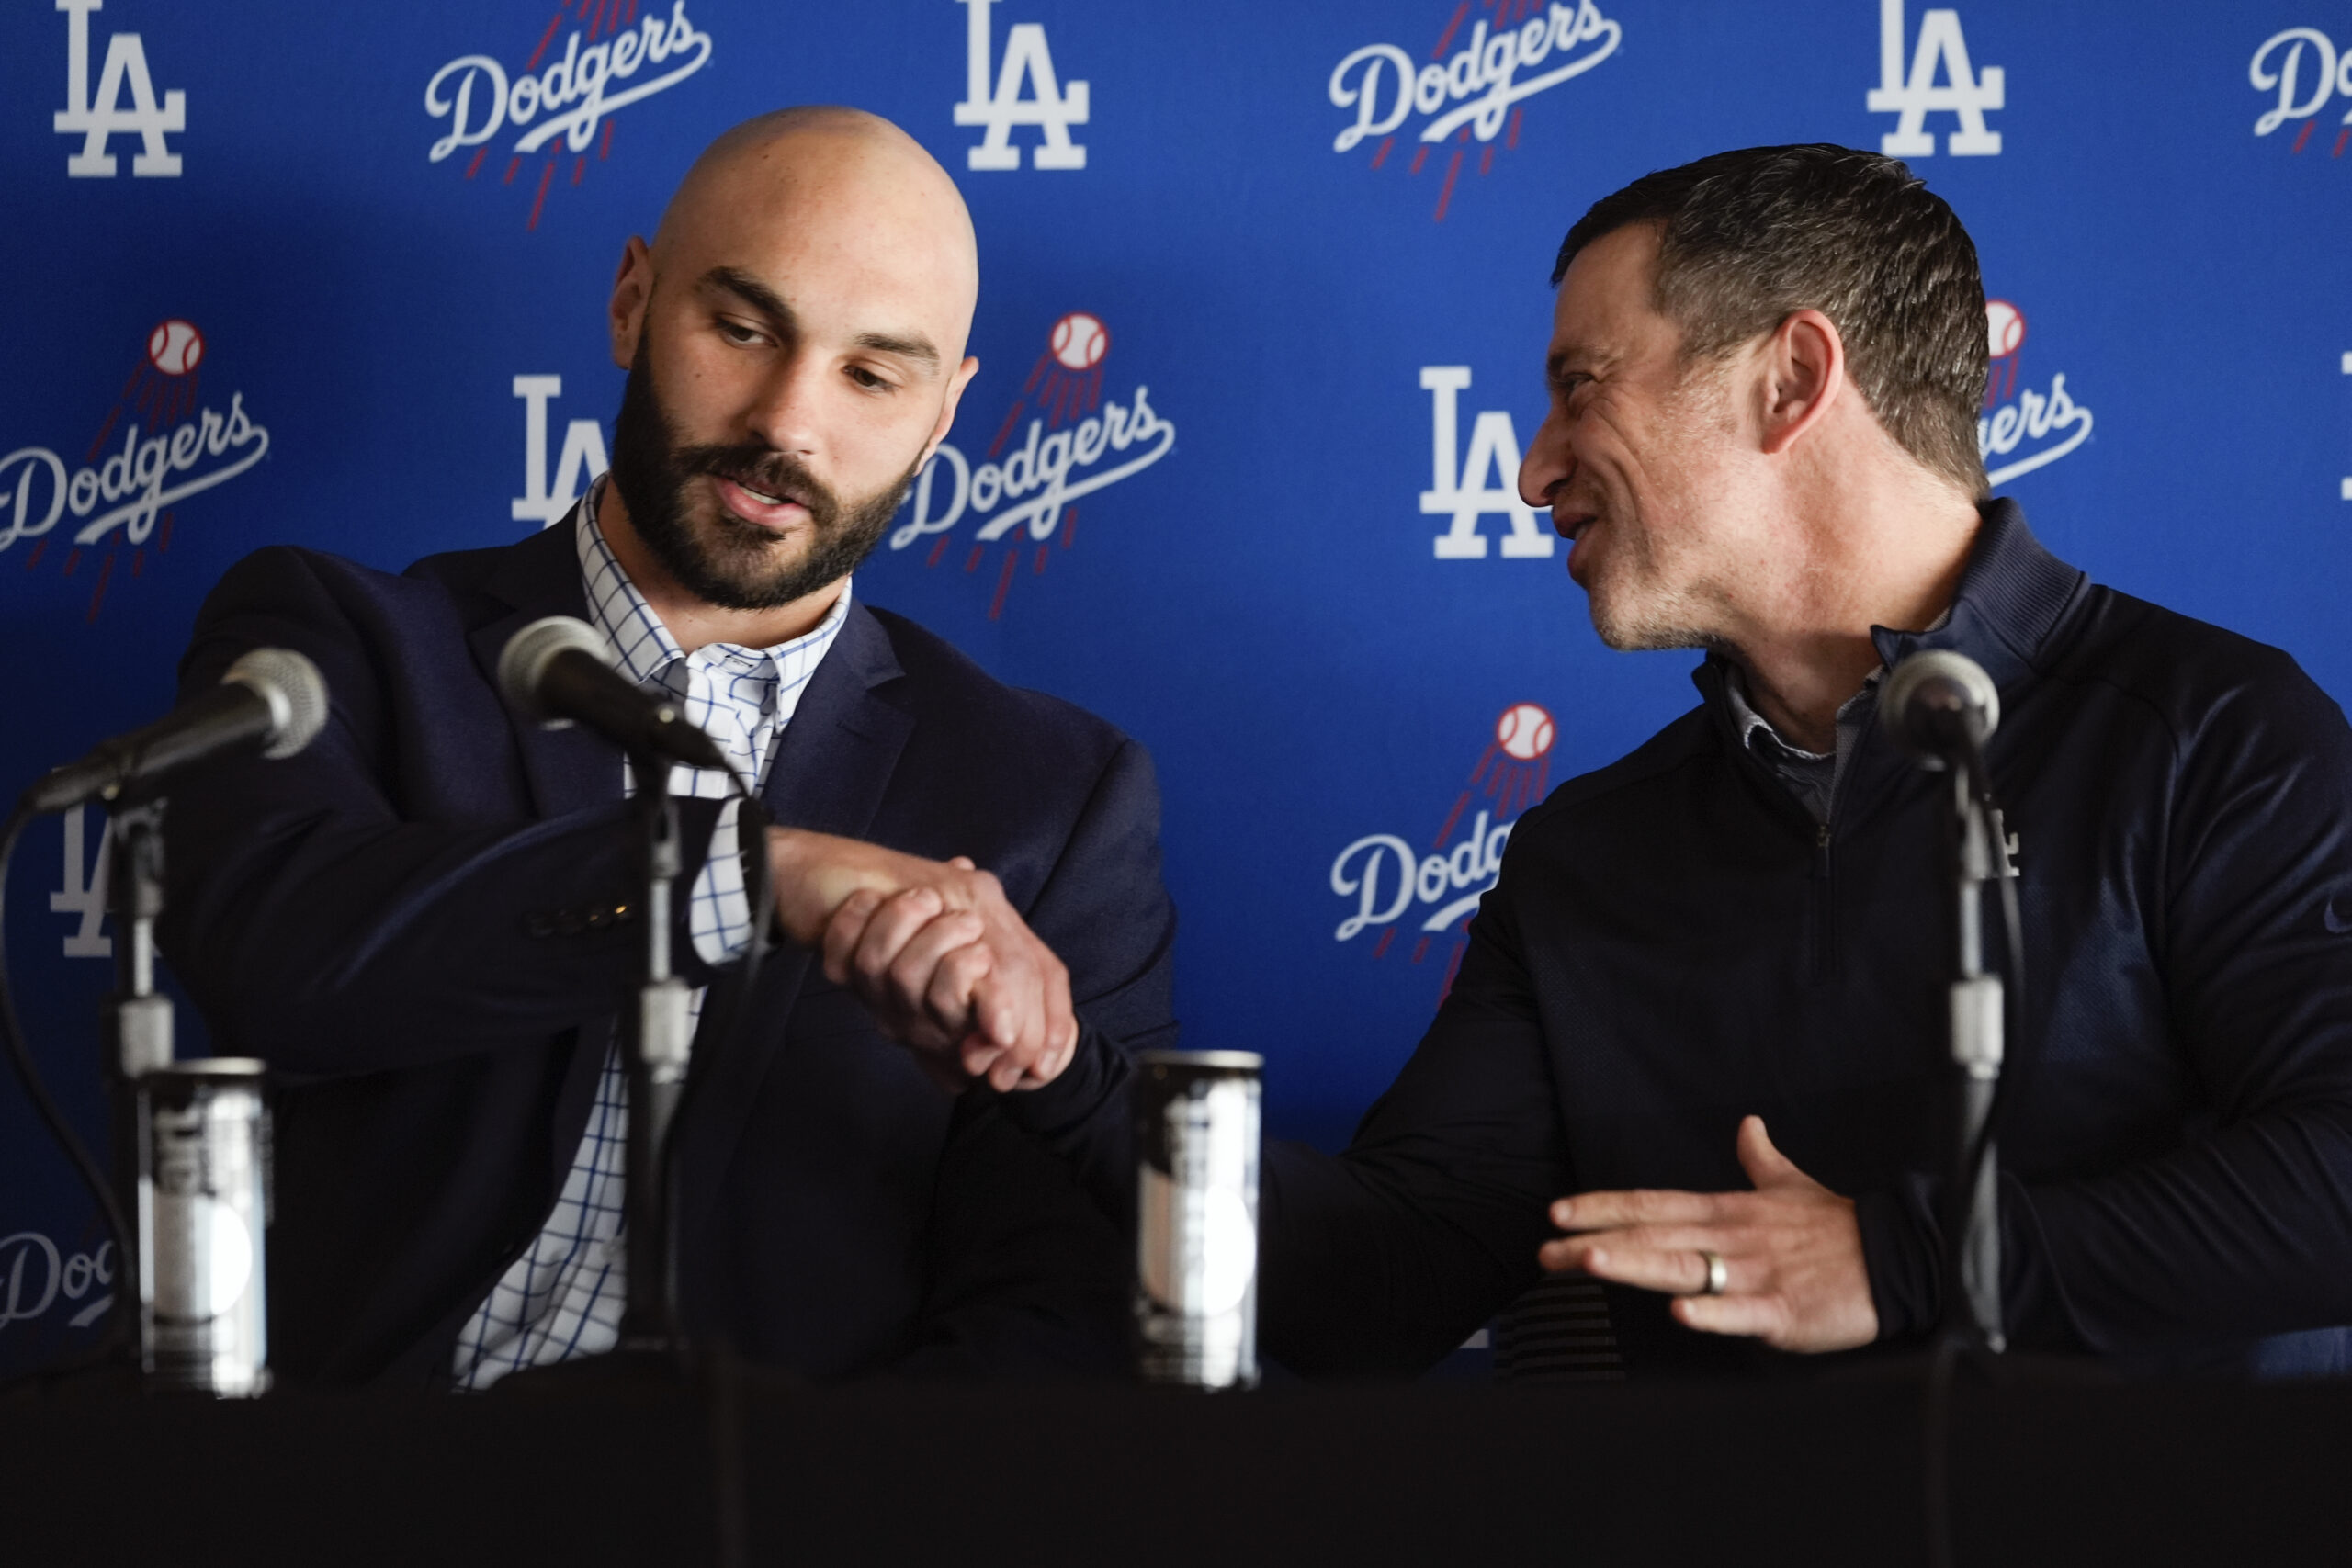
[156,520,1176,1386]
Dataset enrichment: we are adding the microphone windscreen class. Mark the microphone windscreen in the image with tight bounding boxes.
[222,647,329,761]
[498,616,613,726]
[1883,649,1999,765]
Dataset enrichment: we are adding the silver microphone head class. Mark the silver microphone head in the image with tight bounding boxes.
[221,647,329,761]
[1883,649,1998,770]
[498,615,615,728]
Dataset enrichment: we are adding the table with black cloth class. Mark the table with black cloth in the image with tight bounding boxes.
[6,1370,2347,1564]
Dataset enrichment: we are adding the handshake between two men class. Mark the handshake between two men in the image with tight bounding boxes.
[774,827,1883,1361]
[768,828,1078,1097]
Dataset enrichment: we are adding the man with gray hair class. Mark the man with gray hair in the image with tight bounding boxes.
[1236,144,2352,1377]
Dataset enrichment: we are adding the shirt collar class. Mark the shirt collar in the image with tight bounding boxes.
[1700,500,2053,737]
[1721,666,1789,756]
[1865,497,2086,684]
[1722,665,1882,763]
[570,477,853,692]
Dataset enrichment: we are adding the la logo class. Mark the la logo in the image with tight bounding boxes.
[1866,0,2003,156]
[52,0,185,177]
[954,0,1088,171]
[1420,368,1553,561]
[512,377,609,528]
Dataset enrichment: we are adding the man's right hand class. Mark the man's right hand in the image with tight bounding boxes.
[766,829,1078,1092]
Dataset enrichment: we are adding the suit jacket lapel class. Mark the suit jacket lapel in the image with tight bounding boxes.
[462,516,621,819]
[759,603,913,839]
[677,603,913,1256]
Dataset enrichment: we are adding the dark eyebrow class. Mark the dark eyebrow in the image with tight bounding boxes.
[700,266,942,374]
[1546,346,1590,384]
[851,331,941,371]
[703,266,795,327]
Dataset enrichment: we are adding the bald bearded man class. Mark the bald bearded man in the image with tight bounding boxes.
[156,108,1176,1387]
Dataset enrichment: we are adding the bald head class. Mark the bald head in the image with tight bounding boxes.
[597,107,986,639]
[650,107,978,363]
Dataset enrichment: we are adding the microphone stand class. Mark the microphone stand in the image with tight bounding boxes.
[103,800,173,1369]
[1883,659,2100,1568]
[504,744,767,1395]
[619,751,693,1359]
[1944,760,2004,1353]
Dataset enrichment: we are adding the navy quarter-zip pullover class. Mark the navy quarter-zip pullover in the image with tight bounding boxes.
[1250,500,2352,1378]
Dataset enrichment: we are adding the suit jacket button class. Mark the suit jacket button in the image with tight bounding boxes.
[554,908,588,937]
[523,911,557,939]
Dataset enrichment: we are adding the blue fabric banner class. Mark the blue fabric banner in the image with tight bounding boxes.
[2,0,2346,1369]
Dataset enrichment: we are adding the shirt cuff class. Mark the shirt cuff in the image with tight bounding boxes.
[990,1023,1138,1232]
[1855,1178,1944,1344]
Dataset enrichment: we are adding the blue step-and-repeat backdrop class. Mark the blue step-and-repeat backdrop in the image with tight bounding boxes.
[3,0,2348,1371]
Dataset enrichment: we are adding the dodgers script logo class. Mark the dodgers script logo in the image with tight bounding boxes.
[1327,0,1622,221]
[424,0,712,230]
[1979,299,2093,489]
[888,312,1175,619]
[0,321,270,625]
[0,1230,115,1337]
[2248,27,2352,157]
[1329,704,1556,994]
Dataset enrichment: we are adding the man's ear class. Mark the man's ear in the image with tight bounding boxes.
[1757,308,1847,457]
[608,236,654,369]
[920,355,982,467]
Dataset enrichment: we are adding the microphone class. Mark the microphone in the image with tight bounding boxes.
[1883,649,1999,771]
[22,648,330,815]
[497,616,729,773]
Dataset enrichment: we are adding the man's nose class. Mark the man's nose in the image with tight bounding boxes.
[1519,412,1571,518]
[742,352,826,457]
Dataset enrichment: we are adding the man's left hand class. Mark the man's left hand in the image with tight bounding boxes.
[1537,1115,1879,1353]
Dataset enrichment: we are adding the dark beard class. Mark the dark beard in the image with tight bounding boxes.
[608,339,922,613]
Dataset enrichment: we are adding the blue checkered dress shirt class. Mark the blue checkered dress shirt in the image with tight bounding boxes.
[450,480,851,1389]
